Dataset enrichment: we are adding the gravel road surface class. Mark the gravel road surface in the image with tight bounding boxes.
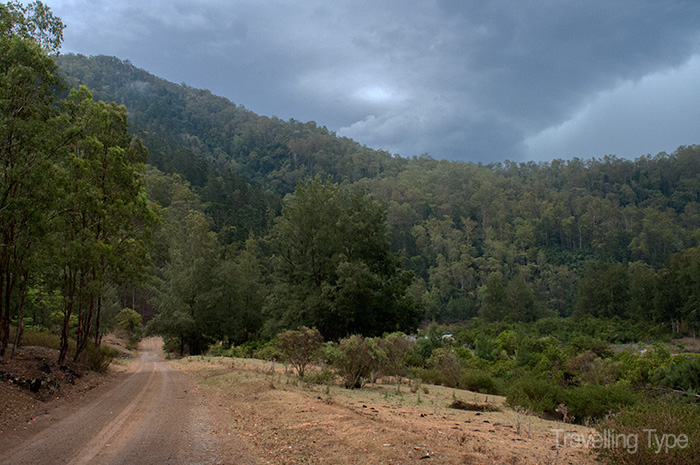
[0,338,253,465]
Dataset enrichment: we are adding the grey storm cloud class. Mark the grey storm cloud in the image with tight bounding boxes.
[43,0,700,163]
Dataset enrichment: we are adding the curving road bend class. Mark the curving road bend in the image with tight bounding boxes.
[0,338,253,465]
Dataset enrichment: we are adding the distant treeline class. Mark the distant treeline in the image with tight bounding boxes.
[54,54,700,352]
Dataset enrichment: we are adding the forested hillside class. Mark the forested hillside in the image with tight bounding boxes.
[55,54,700,350]
[3,7,700,456]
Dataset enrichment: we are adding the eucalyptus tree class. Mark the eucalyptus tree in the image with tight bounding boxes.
[56,86,154,363]
[0,1,64,356]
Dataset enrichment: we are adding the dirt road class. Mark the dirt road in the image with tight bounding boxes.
[0,338,253,465]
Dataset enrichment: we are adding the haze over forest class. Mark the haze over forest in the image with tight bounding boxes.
[36,0,700,163]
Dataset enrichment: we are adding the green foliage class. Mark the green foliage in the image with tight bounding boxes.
[327,334,383,389]
[378,332,411,384]
[505,375,565,416]
[564,383,639,423]
[267,177,419,340]
[304,366,336,386]
[459,369,499,395]
[81,343,117,373]
[619,344,672,387]
[1,1,64,53]
[0,0,64,357]
[207,344,242,358]
[596,400,700,465]
[474,334,497,361]
[565,334,612,358]
[425,348,462,387]
[12,327,61,350]
[414,323,446,361]
[252,340,283,362]
[654,356,700,392]
[277,326,323,378]
[116,308,143,347]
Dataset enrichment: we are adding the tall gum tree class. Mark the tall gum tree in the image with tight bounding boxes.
[0,1,64,357]
[57,86,154,363]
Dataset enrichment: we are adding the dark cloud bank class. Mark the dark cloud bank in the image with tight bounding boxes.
[49,0,700,163]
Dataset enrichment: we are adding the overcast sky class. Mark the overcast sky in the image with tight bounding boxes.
[39,0,700,163]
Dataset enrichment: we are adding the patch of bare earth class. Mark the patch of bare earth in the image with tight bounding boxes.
[173,357,600,464]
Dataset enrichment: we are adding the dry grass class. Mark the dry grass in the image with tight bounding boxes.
[173,356,600,464]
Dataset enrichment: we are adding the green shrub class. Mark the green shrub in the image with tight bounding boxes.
[619,345,672,386]
[116,308,142,347]
[596,400,700,465]
[564,383,639,423]
[82,344,117,373]
[426,348,462,387]
[305,367,336,385]
[417,367,446,387]
[474,334,496,360]
[18,328,62,350]
[327,335,381,389]
[277,327,323,378]
[162,337,182,355]
[208,344,242,357]
[254,340,283,361]
[654,356,700,392]
[505,375,565,415]
[566,335,612,358]
[459,369,499,395]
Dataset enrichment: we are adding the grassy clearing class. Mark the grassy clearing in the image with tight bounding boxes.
[173,356,598,465]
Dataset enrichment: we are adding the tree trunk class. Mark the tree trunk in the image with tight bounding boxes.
[0,266,14,358]
[58,268,76,365]
[10,270,29,358]
[94,295,102,347]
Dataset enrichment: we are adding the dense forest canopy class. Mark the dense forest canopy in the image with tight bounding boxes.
[2,3,699,360]
[54,53,700,351]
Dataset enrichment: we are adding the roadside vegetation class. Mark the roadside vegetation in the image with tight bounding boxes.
[198,319,700,464]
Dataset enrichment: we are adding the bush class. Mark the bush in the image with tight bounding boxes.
[277,327,323,378]
[460,369,499,395]
[596,400,700,465]
[564,383,639,423]
[162,337,182,355]
[82,344,117,373]
[619,344,672,386]
[254,340,283,361]
[566,335,612,358]
[208,344,242,357]
[327,335,381,389]
[18,328,62,350]
[474,334,496,360]
[426,348,462,387]
[116,308,142,348]
[654,356,700,392]
[505,375,565,416]
[305,366,336,385]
